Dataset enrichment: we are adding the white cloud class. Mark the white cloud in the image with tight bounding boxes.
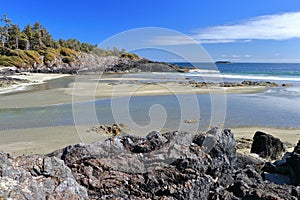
[231,54,252,58]
[150,12,300,45]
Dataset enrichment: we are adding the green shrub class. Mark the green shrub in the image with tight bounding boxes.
[24,50,42,64]
[41,48,58,62]
[121,53,139,60]
[60,47,78,57]
[0,55,24,68]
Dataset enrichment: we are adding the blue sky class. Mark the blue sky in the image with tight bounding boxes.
[1,0,300,62]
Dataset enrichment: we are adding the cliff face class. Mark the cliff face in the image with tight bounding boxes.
[0,49,181,74]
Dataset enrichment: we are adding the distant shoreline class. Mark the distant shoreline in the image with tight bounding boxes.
[0,72,281,108]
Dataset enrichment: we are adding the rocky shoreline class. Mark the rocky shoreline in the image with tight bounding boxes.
[0,76,29,88]
[0,127,299,199]
[188,80,283,87]
[0,55,184,75]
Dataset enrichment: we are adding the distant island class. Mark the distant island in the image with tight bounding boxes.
[215,61,231,64]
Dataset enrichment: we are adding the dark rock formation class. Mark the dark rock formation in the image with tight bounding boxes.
[260,140,300,187]
[89,123,122,136]
[189,80,279,88]
[241,81,278,87]
[251,131,285,160]
[286,140,300,185]
[282,83,293,87]
[293,140,300,154]
[1,128,300,199]
[47,128,236,199]
[0,152,88,199]
[224,165,299,200]
[0,76,29,88]
[236,153,265,171]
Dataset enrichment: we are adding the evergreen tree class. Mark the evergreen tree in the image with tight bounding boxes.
[0,14,120,63]
[0,14,11,50]
[7,24,21,49]
[31,22,43,50]
[40,27,53,48]
[23,24,34,50]
[18,32,30,50]
[0,25,7,49]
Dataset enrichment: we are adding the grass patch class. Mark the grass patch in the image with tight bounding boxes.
[60,47,78,57]
[121,53,139,60]
[24,50,42,64]
[0,55,25,68]
[40,48,59,62]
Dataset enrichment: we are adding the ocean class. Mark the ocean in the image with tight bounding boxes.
[0,63,300,132]
[176,62,300,82]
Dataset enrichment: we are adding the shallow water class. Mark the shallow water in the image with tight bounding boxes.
[0,89,300,131]
[0,72,300,132]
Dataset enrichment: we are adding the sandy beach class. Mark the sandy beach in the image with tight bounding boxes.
[68,79,268,101]
[0,125,299,156]
[0,73,70,95]
[0,74,270,109]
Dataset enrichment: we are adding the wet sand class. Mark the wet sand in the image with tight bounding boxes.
[0,126,80,156]
[68,81,268,101]
[0,74,268,109]
[0,73,70,95]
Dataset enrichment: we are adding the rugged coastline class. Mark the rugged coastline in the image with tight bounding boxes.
[0,127,299,199]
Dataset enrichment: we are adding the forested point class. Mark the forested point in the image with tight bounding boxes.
[0,14,134,68]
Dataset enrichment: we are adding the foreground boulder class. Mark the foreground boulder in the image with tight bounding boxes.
[48,127,236,199]
[251,131,285,160]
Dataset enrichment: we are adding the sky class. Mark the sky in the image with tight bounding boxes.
[1,0,300,62]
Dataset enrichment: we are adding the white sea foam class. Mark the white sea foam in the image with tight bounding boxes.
[188,69,219,73]
[284,87,300,93]
[186,71,300,82]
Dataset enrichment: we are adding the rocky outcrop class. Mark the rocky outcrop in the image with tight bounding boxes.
[251,131,285,160]
[0,152,88,199]
[48,127,236,199]
[189,80,279,88]
[27,54,181,74]
[286,152,300,186]
[1,128,300,199]
[224,165,300,200]
[0,76,29,88]
[89,124,122,136]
